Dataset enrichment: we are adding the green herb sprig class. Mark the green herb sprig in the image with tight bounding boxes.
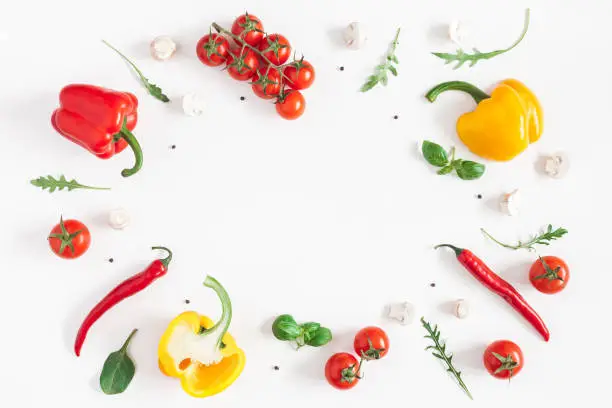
[360,28,400,92]
[102,40,170,102]
[422,141,485,180]
[433,8,530,69]
[272,314,332,349]
[100,329,137,395]
[421,317,473,400]
[31,175,110,193]
[481,224,568,251]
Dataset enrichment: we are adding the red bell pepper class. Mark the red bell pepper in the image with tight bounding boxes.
[51,84,143,177]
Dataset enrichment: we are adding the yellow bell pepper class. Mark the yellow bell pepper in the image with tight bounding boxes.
[158,276,245,398]
[425,79,543,161]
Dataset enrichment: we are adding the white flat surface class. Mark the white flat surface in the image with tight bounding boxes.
[0,0,609,406]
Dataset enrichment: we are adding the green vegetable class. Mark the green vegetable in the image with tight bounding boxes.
[271,314,332,349]
[102,40,170,103]
[100,329,137,395]
[31,175,110,193]
[422,141,485,180]
[360,28,400,92]
[433,8,530,69]
[481,224,568,251]
[421,317,472,400]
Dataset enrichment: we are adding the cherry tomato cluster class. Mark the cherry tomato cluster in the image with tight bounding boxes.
[325,326,389,390]
[196,12,315,120]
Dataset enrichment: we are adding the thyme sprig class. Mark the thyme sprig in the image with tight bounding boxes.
[360,28,400,92]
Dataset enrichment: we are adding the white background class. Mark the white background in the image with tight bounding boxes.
[0,0,609,406]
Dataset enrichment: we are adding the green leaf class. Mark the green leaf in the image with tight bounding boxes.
[481,224,568,251]
[361,28,400,92]
[455,160,485,180]
[387,65,398,76]
[304,327,332,347]
[30,175,110,193]
[360,77,378,92]
[102,40,170,103]
[272,314,301,341]
[300,322,321,342]
[100,329,137,395]
[422,141,449,167]
[437,165,454,175]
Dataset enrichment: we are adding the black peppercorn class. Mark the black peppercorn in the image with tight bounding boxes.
[477,194,483,199]
[393,115,399,120]
[430,283,436,287]
[171,145,176,149]
[339,66,344,71]
[108,258,114,263]
[273,365,280,371]
[240,96,246,101]
[185,299,190,304]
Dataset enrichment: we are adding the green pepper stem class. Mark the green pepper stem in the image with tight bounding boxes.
[120,328,138,353]
[118,124,143,177]
[151,247,172,268]
[425,81,490,104]
[202,275,232,349]
[434,244,464,257]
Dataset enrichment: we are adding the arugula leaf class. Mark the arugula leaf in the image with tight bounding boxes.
[31,175,110,192]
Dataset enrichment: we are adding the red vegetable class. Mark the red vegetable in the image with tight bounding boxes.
[48,217,90,259]
[325,352,361,390]
[196,33,230,67]
[275,90,305,120]
[483,340,524,379]
[258,34,291,65]
[226,48,260,81]
[251,67,281,99]
[353,326,389,360]
[74,247,172,356]
[51,84,142,177]
[231,13,265,47]
[435,244,550,341]
[284,59,315,90]
[529,256,569,294]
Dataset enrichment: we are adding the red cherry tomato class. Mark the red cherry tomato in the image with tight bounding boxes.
[275,90,305,120]
[483,340,524,379]
[284,60,315,90]
[196,34,230,67]
[258,34,291,65]
[325,352,361,390]
[231,13,265,47]
[353,326,389,360]
[48,217,91,259]
[226,48,260,81]
[529,256,570,294]
[251,67,282,99]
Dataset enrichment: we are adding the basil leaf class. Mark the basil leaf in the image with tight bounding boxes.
[455,160,485,180]
[301,322,321,343]
[100,329,137,395]
[272,314,301,341]
[305,327,332,347]
[422,141,449,167]
[437,165,454,175]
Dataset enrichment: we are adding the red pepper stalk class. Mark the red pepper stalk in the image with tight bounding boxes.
[52,84,143,177]
[436,244,550,341]
[74,247,172,356]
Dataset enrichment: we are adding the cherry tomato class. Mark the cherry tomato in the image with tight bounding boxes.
[529,256,570,294]
[258,34,291,65]
[226,48,260,81]
[275,90,305,120]
[231,13,265,47]
[483,340,524,379]
[48,217,91,259]
[251,67,282,99]
[325,352,361,390]
[284,60,315,90]
[196,34,230,67]
[353,326,389,360]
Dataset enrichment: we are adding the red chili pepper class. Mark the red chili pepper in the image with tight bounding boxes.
[52,84,143,177]
[74,247,172,356]
[436,244,550,341]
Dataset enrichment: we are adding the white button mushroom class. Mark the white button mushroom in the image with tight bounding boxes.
[500,189,520,216]
[386,301,414,325]
[544,152,570,179]
[108,208,130,230]
[150,36,177,61]
[182,93,204,117]
[343,22,367,50]
[454,299,469,319]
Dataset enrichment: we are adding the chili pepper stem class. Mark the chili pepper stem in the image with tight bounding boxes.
[118,124,143,178]
[151,246,173,268]
[434,244,463,257]
[120,328,138,353]
[202,275,232,349]
[425,81,490,104]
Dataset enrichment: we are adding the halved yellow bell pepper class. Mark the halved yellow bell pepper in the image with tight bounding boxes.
[158,276,245,398]
[425,79,543,161]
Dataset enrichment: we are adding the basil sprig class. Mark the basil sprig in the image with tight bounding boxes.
[422,141,485,180]
[272,314,332,349]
